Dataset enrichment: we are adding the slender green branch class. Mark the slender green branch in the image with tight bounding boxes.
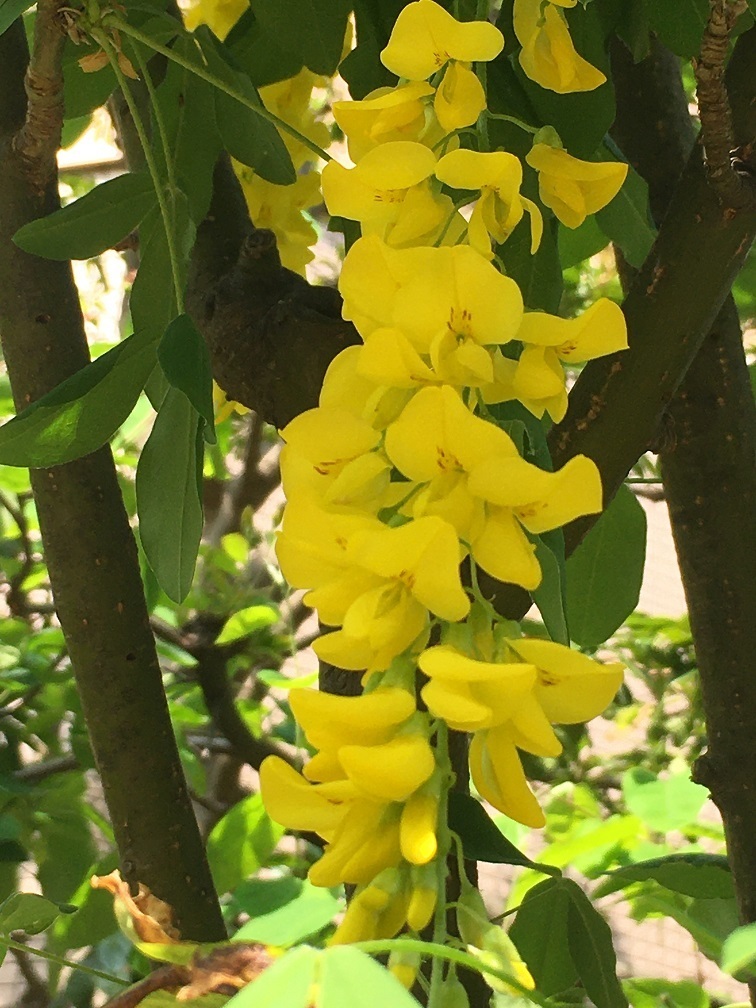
[129,41,178,197]
[0,936,129,986]
[93,29,185,314]
[485,111,539,135]
[105,17,334,164]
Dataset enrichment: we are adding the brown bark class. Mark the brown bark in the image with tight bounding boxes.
[0,16,224,940]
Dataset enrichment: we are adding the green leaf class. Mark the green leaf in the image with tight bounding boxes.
[143,993,229,1008]
[216,604,279,645]
[339,0,404,98]
[206,793,283,896]
[448,793,559,873]
[195,28,296,185]
[252,0,352,75]
[232,877,341,946]
[0,0,33,38]
[510,879,579,997]
[226,8,304,87]
[497,216,563,313]
[531,534,569,645]
[623,978,708,1008]
[0,328,157,467]
[13,173,156,261]
[614,0,651,62]
[642,0,709,58]
[318,945,422,1007]
[595,160,656,269]
[0,892,69,935]
[49,854,120,951]
[622,768,710,833]
[566,485,646,647]
[136,387,204,602]
[721,922,756,977]
[130,194,195,346]
[595,854,733,901]
[558,216,608,269]
[565,879,628,1008]
[225,944,319,1007]
[158,314,216,438]
[62,38,117,119]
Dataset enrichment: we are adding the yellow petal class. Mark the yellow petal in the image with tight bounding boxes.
[290,686,416,751]
[508,692,563,757]
[434,61,486,132]
[340,735,436,801]
[260,756,347,839]
[526,143,627,227]
[514,0,606,93]
[358,328,437,388]
[333,82,435,162]
[469,728,545,827]
[401,792,439,865]
[470,507,541,589]
[508,638,625,723]
[381,0,503,80]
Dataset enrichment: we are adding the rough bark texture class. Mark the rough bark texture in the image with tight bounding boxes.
[549,26,756,557]
[611,35,756,1005]
[0,18,224,941]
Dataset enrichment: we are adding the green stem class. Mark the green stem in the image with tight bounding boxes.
[94,29,185,315]
[105,17,333,164]
[485,110,539,135]
[129,41,178,197]
[0,936,128,986]
[428,720,451,1008]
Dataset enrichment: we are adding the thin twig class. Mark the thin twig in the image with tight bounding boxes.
[14,754,79,782]
[101,965,186,1008]
[0,489,34,616]
[694,0,755,207]
[11,944,50,1008]
[14,0,66,191]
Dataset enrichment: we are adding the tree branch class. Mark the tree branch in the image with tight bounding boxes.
[695,0,753,206]
[549,25,756,558]
[0,20,224,942]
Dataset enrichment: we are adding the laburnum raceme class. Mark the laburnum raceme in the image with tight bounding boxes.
[257,0,629,990]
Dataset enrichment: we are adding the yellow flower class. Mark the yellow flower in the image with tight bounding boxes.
[259,756,351,842]
[333,82,437,162]
[418,644,539,732]
[235,167,320,276]
[182,0,245,39]
[466,452,602,588]
[311,515,470,672]
[506,637,624,723]
[290,686,417,754]
[319,346,414,430]
[260,70,330,169]
[390,245,524,386]
[483,299,628,422]
[525,142,628,228]
[470,725,545,827]
[331,868,411,943]
[338,235,437,338]
[357,328,438,390]
[436,148,542,258]
[212,382,250,424]
[278,406,390,508]
[321,141,438,242]
[308,798,403,886]
[513,0,606,93]
[400,791,439,865]
[380,0,504,132]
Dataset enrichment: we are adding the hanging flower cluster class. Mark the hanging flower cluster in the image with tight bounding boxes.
[259,0,628,979]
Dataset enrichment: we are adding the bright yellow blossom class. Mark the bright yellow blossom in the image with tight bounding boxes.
[260,70,330,169]
[235,167,320,276]
[311,515,470,672]
[391,245,524,386]
[309,798,404,887]
[259,756,350,842]
[513,0,606,93]
[182,0,245,40]
[484,299,628,422]
[470,725,545,827]
[333,83,438,162]
[436,148,543,258]
[526,142,628,228]
[380,0,503,132]
[321,141,439,244]
[319,346,413,430]
[290,686,416,754]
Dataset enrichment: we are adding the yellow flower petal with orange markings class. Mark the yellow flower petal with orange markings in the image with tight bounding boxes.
[518,299,628,362]
[401,791,439,865]
[392,244,524,353]
[469,452,602,535]
[340,735,435,802]
[380,0,503,81]
[514,0,606,93]
[507,637,625,723]
[321,141,437,228]
[469,727,545,827]
[526,143,627,227]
